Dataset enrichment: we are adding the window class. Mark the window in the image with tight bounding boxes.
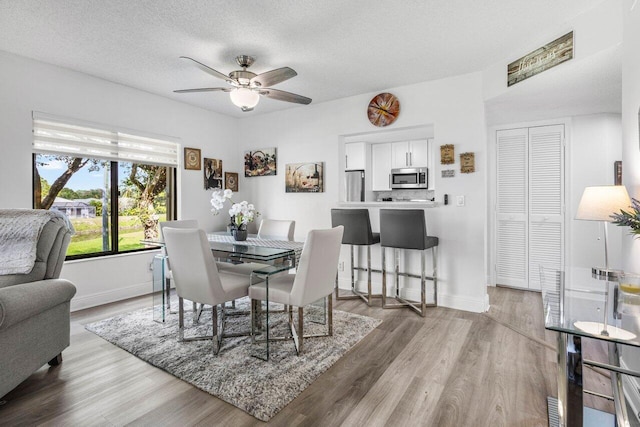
[32,113,178,259]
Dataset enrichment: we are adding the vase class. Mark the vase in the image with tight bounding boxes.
[232,228,248,241]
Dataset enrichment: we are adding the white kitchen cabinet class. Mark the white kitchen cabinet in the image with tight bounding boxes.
[345,142,366,170]
[391,140,428,168]
[371,143,392,191]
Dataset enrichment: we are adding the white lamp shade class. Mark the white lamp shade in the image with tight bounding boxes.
[229,88,260,110]
[576,185,631,222]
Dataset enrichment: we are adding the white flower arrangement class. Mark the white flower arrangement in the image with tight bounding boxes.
[210,189,259,229]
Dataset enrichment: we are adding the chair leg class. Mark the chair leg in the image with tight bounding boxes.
[297,307,304,355]
[433,246,438,307]
[251,299,256,343]
[48,353,63,366]
[382,246,387,307]
[212,305,220,355]
[328,295,333,337]
[178,297,185,341]
[367,245,372,306]
[335,244,361,300]
[420,249,426,317]
[166,277,171,310]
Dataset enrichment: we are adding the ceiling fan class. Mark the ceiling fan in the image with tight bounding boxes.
[174,55,312,112]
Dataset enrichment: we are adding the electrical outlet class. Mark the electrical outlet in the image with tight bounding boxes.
[456,195,465,207]
[339,261,345,272]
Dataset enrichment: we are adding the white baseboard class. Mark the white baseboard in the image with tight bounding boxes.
[337,278,488,313]
[71,282,151,312]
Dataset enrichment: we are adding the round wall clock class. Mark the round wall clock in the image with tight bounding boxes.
[367,92,400,127]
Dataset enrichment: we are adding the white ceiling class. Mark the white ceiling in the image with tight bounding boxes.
[0,0,614,119]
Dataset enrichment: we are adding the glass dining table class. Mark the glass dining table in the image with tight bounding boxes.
[541,266,640,427]
[144,232,305,360]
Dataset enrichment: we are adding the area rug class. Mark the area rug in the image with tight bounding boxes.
[85,297,381,421]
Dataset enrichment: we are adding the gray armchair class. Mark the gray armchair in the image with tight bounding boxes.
[0,210,77,398]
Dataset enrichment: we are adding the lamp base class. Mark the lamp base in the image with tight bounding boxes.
[591,267,621,281]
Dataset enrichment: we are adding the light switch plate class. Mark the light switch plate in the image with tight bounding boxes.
[456,195,465,206]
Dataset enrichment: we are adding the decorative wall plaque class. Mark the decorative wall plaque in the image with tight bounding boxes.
[614,161,622,185]
[440,144,454,164]
[460,152,475,174]
[184,147,201,170]
[367,92,400,127]
[442,169,455,178]
[225,172,238,192]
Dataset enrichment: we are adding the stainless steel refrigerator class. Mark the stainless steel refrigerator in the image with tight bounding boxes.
[345,170,365,202]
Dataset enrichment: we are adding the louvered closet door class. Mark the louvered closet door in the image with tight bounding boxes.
[496,128,528,288]
[528,125,564,291]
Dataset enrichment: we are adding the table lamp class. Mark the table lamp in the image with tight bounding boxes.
[576,185,631,280]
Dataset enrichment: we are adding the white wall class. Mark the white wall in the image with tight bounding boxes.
[237,73,489,313]
[0,50,240,310]
[570,114,624,270]
[482,0,622,103]
[620,0,640,417]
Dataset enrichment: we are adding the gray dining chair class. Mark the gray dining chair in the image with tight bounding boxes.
[257,219,295,241]
[162,227,258,354]
[248,226,344,355]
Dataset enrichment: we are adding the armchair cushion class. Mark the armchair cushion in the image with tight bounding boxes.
[0,279,76,331]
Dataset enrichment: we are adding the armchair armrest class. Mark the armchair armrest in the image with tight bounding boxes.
[0,279,76,331]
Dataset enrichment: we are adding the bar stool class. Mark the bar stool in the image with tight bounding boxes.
[379,209,438,317]
[330,209,381,306]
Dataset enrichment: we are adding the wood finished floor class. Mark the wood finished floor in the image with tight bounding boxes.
[0,286,614,426]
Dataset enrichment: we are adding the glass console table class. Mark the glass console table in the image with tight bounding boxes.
[541,267,640,427]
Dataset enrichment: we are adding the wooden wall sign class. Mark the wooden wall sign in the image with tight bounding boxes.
[507,31,573,87]
[440,144,454,165]
[614,161,622,185]
[460,152,475,174]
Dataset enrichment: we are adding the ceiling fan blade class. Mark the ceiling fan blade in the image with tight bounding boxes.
[174,87,232,93]
[251,67,297,87]
[179,56,234,84]
[260,88,311,105]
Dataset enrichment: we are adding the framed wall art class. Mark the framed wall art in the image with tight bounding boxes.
[225,172,239,192]
[184,147,201,170]
[245,147,277,177]
[440,144,454,165]
[460,152,475,174]
[285,162,324,193]
[204,157,223,190]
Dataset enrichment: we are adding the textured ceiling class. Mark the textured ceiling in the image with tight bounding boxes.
[0,0,610,118]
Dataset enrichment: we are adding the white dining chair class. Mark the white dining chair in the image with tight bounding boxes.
[163,227,257,354]
[257,219,295,241]
[159,219,198,310]
[249,225,344,355]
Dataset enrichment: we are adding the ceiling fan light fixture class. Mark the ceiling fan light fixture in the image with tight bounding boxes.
[229,87,260,111]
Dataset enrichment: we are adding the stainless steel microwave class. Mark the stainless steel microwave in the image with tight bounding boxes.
[390,167,428,189]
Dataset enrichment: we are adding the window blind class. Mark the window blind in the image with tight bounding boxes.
[32,114,179,167]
